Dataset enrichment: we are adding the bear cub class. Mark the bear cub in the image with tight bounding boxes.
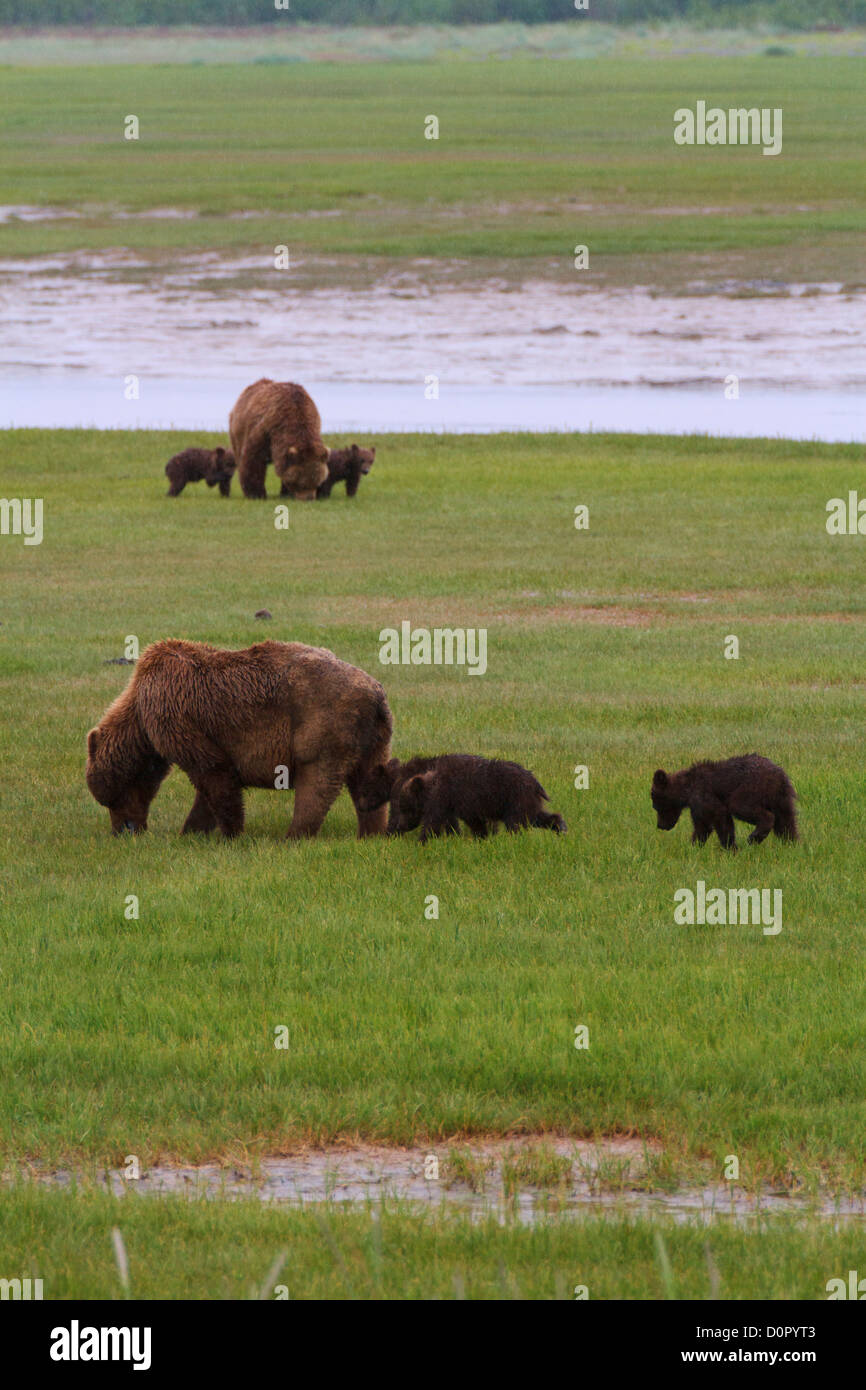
[315,445,376,499]
[165,446,235,497]
[359,754,566,843]
[651,754,798,851]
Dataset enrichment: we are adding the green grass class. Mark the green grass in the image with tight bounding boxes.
[1,57,864,285]
[2,428,866,1196]
[1,1186,862,1300]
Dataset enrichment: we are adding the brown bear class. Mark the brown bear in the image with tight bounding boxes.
[357,754,566,842]
[165,446,235,497]
[651,754,798,850]
[229,379,329,500]
[316,445,376,500]
[86,639,393,840]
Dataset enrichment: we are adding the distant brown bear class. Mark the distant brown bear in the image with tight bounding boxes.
[651,754,798,851]
[86,639,393,840]
[229,378,329,500]
[316,445,376,500]
[165,446,235,497]
[357,754,566,842]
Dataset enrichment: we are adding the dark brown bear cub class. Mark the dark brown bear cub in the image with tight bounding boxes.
[360,754,566,843]
[165,446,235,497]
[316,445,376,499]
[651,754,798,850]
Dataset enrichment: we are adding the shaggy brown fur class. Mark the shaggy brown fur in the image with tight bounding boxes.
[357,754,566,842]
[651,754,798,850]
[165,446,235,497]
[86,640,393,840]
[316,445,376,500]
[229,379,329,500]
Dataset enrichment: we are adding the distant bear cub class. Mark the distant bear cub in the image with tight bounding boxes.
[165,446,235,497]
[316,445,376,499]
[358,754,566,842]
[651,754,798,850]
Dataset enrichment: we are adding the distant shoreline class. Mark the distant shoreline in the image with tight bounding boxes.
[2,22,866,65]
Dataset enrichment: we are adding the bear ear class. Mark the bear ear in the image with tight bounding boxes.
[87,727,101,761]
[652,769,668,788]
[369,447,376,458]
[214,447,225,460]
[288,446,298,456]
[408,774,430,794]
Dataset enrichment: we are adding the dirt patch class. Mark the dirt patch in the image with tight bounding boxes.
[303,597,658,630]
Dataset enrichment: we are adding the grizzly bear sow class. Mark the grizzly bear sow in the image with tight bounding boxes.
[651,754,798,850]
[316,445,376,500]
[229,379,329,500]
[86,640,393,840]
[358,754,566,842]
[165,446,235,497]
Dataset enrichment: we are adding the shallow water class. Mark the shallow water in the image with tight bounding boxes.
[1,253,863,439]
[20,1140,866,1228]
[4,373,861,441]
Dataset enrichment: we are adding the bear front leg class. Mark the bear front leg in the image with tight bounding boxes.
[713,811,737,850]
[238,443,269,499]
[182,789,218,835]
[218,478,232,497]
[418,814,459,844]
[690,812,712,845]
[286,761,344,840]
[187,769,244,838]
[344,465,362,498]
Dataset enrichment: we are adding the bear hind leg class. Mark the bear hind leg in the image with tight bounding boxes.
[747,809,775,844]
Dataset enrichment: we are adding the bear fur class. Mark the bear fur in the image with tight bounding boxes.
[357,754,566,842]
[316,445,376,500]
[165,446,235,497]
[651,754,798,850]
[86,639,393,840]
[229,378,329,500]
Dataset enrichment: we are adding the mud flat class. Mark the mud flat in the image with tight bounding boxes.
[2,252,863,438]
[14,1139,866,1228]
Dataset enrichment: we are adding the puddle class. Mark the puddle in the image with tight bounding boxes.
[1,254,863,438]
[14,1140,866,1227]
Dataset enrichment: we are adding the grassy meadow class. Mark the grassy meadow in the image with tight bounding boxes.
[2,32,866,1299]
[2,1187,864,1301]
[0,56,864,286]
[2,428,865,1198]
